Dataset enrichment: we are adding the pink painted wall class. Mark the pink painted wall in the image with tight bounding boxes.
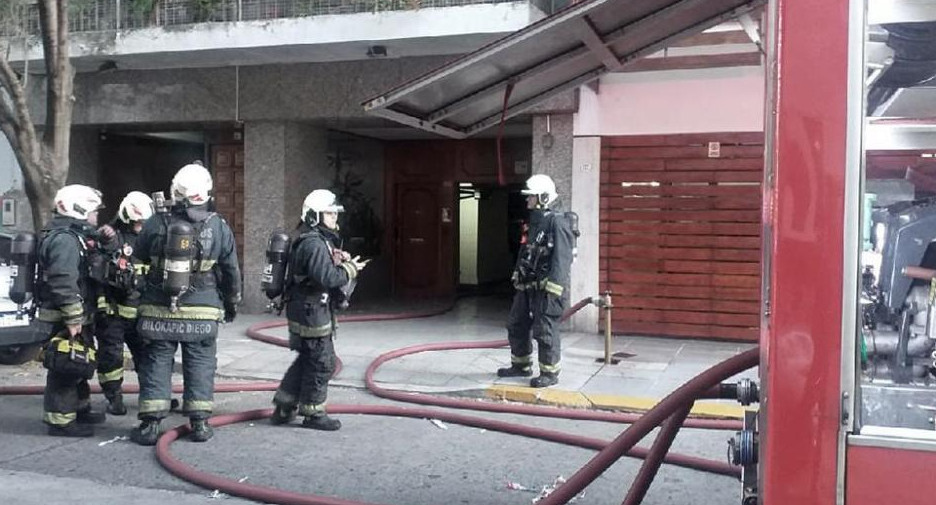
[574,66,766,136]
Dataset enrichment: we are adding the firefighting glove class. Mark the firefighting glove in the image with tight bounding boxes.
[97,224,118,249]
[223,301,237,323]
[350,256,370,272]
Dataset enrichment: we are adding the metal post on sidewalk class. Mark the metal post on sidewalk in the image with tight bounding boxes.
[595,291,620,365]
[604,291,613,364]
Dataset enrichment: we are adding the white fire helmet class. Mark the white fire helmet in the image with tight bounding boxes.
[521,174,558,207]
[54,185,103,221]
[171,163,213,206]
[118,191,154,224]
[301,189,344,225]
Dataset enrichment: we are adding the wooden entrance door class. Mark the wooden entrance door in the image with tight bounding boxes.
[394,183,441,296]
[211,145,245,268]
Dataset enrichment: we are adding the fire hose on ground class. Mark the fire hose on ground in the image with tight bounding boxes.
[0,297,758,505]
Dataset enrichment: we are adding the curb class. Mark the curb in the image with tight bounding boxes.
[485,384,748,419]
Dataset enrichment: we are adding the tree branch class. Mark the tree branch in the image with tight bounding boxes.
[42,0,72,168]
[0,90,23,145]
[37,0,56,75]
[0,55,32,131]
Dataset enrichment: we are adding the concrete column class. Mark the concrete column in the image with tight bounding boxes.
[67,127,100,187]
[570,137,601,334]
[242,121,328,313]
[244,122,286,313]
[284,123,329,224]
[533,114,600,332]
[532,114,574,205]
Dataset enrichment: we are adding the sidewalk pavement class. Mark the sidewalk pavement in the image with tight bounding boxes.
[215,295,758,419]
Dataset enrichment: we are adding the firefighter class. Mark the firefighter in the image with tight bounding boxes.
[36,185,107,437]
[497,174,575,388]
[130,163,241,445]
[269,189,367,431]
[95,191,154,415]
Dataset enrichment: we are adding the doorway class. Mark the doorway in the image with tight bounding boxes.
[457,183,525,296]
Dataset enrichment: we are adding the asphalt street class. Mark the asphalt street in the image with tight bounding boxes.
[0,366,742,505]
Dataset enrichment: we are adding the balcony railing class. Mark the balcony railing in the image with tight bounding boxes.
[1,0,562,36]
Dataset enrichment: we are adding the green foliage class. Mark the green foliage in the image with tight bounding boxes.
[128,0,157,16]
[0,0,27,36]
[328,147,382,257]
[191,0,223,22]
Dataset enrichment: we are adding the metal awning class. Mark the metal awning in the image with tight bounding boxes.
[362,0,766,139]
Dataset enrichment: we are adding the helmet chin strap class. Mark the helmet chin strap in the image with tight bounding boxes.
[536,193,551,209]
[305,211,320,228]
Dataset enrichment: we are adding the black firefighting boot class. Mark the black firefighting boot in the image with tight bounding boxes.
[76,408,107,424]
[130,419,161,446]
[496,365,533,378]
[48,422,94,438]
[270,404,297,426]
[189,418,214,443]
[106,393,127,416]
[301,414,342,431]
[530,372,559,388]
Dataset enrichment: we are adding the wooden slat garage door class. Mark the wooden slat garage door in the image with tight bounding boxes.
[600,133,764,342]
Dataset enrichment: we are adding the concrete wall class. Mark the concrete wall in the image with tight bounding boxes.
[12,3,540,70]
[33,57,455,127]
[0,136,30,233]
[0,128,100,233]
[0,136,20,194]
[574,66,766,136]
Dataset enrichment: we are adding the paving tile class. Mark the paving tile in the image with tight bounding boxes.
[444,375,492,391]
[592,366,666,382]
[214,299,755,404]
[582,376,657,397]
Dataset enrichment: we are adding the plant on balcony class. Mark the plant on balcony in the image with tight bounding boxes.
[191,0,222,22]
[127,0,158,25]
[371,0,406,13]
[0,0,79,229]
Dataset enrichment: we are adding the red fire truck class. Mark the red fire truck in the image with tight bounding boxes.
[763,1,936,504]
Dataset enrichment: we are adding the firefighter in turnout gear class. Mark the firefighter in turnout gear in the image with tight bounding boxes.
[36,185,107,437]
[497,174,575,388]
[269,189,367,431]
[130,163,241,445]
[95,191,154,415]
